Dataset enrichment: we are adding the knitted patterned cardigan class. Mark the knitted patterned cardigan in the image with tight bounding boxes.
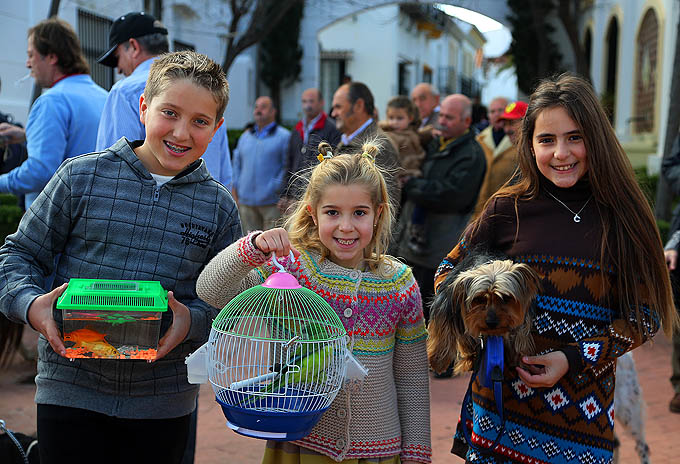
[196,232,432,463]
[434,177,659,464]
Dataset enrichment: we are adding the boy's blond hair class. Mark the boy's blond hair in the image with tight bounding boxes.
[285,140,394,276]
[144,51,229,121]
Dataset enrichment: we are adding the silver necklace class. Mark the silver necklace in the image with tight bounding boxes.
[546,191,592,223]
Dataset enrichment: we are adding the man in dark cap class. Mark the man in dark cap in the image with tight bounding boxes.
[95,12,233,188]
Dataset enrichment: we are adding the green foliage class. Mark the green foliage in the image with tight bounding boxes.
[0,194,23,241]
[258,1,304,112]
[635,167,658,207]
[228,129,246,152]
[658,218,670,244]
[633,167,671,242]
[506,0,564,95]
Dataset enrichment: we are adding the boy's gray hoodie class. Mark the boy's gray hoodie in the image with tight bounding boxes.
[0,138,241,419]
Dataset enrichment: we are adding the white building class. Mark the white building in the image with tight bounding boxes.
[280,4,486,124]
[1,1,508,134]
[578,0,680,171]
[0,0,256,130]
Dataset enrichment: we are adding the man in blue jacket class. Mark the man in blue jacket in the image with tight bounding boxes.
[232,96,290,233]
[0,18,107,209]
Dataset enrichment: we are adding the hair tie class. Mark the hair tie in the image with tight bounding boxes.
[317,150,333,162]
[362,152,375,163]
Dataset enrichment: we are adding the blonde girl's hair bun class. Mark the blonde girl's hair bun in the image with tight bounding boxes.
[360,141,380,163]
[317,141,333,162]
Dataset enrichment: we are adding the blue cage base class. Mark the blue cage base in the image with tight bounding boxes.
[215,389,329,441]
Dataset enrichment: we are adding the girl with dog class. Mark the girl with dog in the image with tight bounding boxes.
[197,141,432,464]
[429,73,678,464]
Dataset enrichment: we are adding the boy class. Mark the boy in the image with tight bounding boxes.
[0,51,240,463]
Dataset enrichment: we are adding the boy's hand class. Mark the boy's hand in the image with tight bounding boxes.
[27,283,68,357]
[155,291,191,361]
[254,228,300,259]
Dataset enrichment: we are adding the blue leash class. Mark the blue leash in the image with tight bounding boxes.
[459,335,506,455]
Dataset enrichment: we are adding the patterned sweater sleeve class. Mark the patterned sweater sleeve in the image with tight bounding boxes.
[560,305,660,377]
[196,231,271,309]
[393,264,432,463]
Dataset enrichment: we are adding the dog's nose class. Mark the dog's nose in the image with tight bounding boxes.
[486,311,499,329]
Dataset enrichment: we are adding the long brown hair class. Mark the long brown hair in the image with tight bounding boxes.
[485,72,677,337]
[284,141,393,275]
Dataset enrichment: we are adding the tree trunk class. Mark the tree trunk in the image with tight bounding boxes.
[222,0,302,76]
[655,10,680,221]
[271,82,281,124]
[557,0,590,78]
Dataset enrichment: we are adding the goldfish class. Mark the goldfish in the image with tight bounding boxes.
[63,327,108,342]
[75,340,120,358]
[63,327,120,358]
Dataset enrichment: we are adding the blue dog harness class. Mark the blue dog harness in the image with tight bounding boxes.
[460,335,506,455]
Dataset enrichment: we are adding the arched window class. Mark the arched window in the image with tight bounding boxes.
[634,8,659,134]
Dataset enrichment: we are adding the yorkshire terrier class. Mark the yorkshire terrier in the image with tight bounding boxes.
[427,250,541,376]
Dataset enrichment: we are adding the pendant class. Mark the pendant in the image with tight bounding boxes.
[573,214,581,223]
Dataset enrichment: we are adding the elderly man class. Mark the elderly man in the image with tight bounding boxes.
[411,83,440,128]
[396,94,486,328]
[280,88,340,205]
[232,96,290,233]
[331,82,399,201]
[95,11,233,188]
[0,18,107,210]
[476,96,508,154]
[473,100,527,216]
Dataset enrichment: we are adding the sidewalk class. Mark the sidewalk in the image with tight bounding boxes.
[2,331,679,463]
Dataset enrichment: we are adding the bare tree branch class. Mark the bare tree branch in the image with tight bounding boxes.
[222,0,303,75]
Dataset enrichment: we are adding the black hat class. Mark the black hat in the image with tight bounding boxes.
[97,12,168,68]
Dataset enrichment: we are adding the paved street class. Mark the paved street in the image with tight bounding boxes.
[2,329,679,463]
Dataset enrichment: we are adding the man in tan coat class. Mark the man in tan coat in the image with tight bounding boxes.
[474,100,528,216]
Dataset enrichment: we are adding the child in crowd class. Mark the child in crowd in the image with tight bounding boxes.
[380,96,427,253]
[0,51,241,463]
[197,141,432,464]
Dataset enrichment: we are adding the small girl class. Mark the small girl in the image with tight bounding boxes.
[380,96,427,253]
[381,96,425,180]
[197,141,432,464]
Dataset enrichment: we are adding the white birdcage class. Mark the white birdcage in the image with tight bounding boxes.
[187,254,348,441]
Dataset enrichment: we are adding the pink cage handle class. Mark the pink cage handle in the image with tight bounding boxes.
[262,251,300,289]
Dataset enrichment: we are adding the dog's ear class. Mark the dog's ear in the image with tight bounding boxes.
[512,263,542,307]
[427,270,466,374]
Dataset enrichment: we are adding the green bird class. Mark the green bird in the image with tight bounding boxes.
[240,344,335,406]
